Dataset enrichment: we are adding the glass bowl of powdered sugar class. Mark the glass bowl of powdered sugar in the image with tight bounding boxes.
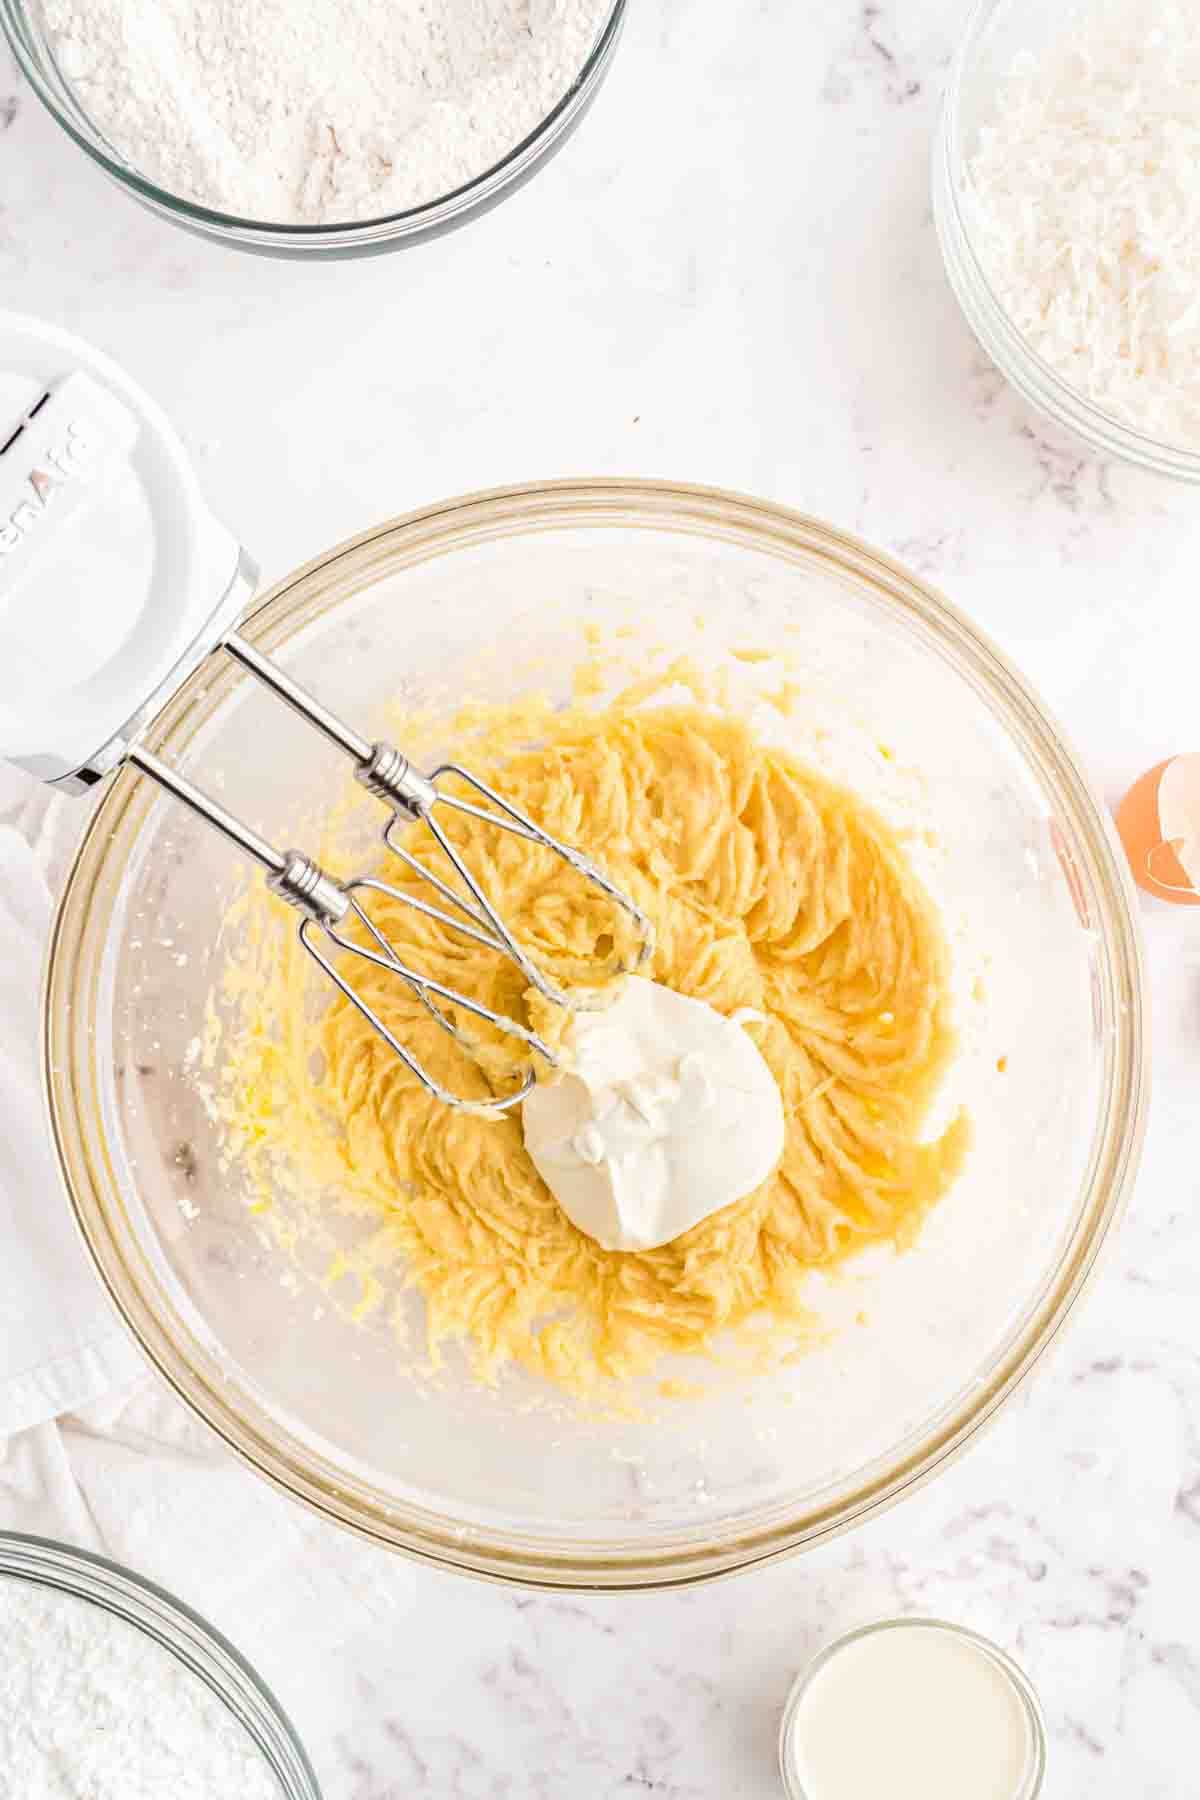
[0,1531,321,1797]
[935,0,1200,481]
[0,0,624,256]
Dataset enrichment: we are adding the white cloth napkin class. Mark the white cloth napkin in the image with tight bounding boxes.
[0,823,145,1439]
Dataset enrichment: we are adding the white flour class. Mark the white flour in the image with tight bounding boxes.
[42,0,610,224]
[0,1577,282,1798]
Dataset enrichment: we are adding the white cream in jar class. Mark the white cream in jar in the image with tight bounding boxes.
[780,1621,1044,1800]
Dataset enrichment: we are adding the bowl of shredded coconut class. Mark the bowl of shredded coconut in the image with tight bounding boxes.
[0,0,623,254]
[935,0,1200,479]
[0,1531,320,1797]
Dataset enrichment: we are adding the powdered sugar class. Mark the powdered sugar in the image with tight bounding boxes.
[0,1576,282,1797]
[43,0,610,224]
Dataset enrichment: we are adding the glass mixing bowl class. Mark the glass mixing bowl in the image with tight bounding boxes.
[934,0,1200,482]
[0,0,624,258]
[0,1531,320,1797]
[43,481,1147,1589]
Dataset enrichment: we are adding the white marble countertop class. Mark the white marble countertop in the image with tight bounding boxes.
[2,2,1200,1794]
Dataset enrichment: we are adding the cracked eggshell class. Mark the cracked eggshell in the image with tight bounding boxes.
[1116,755,1200,906]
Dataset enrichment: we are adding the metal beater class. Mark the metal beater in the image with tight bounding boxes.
[0,312,651,1113]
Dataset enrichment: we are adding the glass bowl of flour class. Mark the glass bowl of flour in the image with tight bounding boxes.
[0,0,624,255]
[0,1531,320,1796]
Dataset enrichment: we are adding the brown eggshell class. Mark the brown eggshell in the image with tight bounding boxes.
[1115,759,1200,906]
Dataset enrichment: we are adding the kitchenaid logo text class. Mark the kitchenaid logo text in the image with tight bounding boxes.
[0,418,95,555]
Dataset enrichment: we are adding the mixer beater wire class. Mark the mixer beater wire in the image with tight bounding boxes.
[128,630,654,1114]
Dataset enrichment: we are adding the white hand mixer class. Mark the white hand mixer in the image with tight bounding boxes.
[0,312,651,1112]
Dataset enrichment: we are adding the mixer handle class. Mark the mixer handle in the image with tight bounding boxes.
[0,310,250,788]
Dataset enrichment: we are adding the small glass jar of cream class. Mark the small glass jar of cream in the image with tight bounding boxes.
[778,1618,1047,1800]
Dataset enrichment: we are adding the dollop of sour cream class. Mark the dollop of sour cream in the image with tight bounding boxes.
[522,977,786,1252]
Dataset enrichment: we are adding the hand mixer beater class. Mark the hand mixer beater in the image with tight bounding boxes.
[0,312,652,1112]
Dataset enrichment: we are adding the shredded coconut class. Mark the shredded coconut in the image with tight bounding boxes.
[41,0,610,225]
[0,1577,282,1798]
[967,0,1200,448]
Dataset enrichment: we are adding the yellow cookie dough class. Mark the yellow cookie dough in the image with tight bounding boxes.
[217,694,968,1396]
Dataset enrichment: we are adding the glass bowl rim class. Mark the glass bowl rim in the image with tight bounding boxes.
[41,477,1149,1588]
[0,1528,322,1797]
[0,0,625,245]
[777,1615,1047,1800]
[934,0,1200,483]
